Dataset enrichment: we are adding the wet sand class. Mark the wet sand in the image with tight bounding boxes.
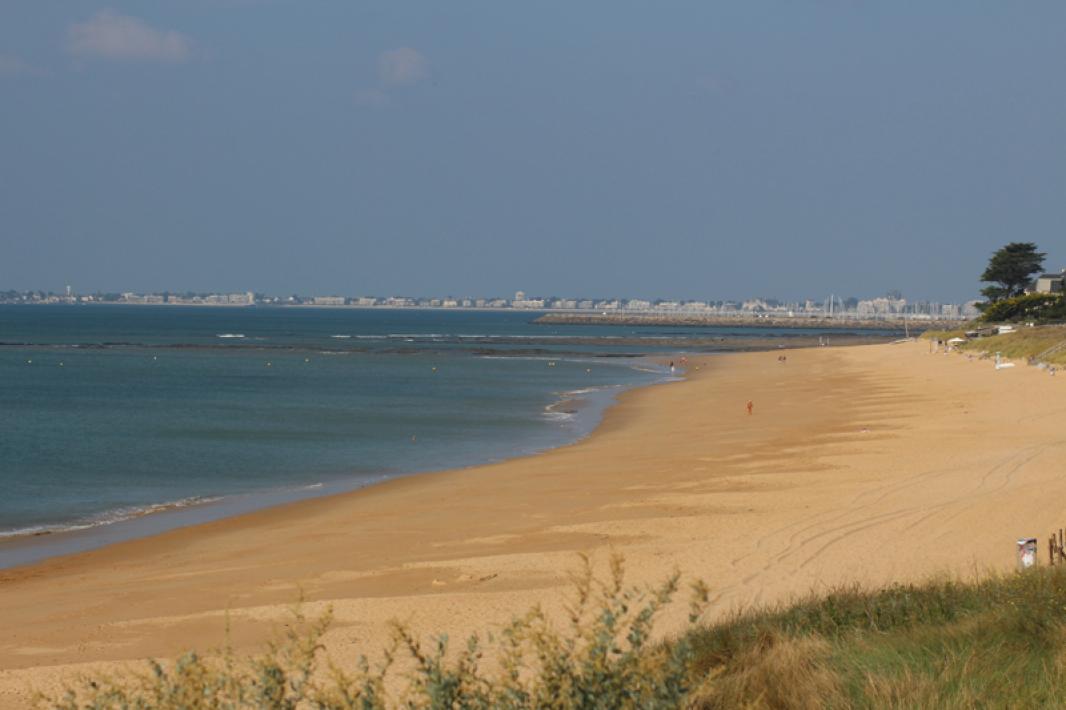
[2,341,1064,705]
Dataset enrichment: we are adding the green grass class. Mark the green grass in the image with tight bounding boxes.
[957,325,1066,366]
[923,321,1066,367]
[921,326,972,341]
[684,566,1066,708]
[39,562,1066,709]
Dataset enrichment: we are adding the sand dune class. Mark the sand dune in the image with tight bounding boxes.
[2,341,1064,706]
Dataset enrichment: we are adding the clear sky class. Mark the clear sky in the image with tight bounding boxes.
[1,2,1063,302]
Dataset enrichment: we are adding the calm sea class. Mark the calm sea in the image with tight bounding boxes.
[0,305,892,567]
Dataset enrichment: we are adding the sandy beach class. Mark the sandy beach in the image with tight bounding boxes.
[2,340,1065,705]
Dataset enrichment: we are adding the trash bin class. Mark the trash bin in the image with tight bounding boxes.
[1017,538,1038,570]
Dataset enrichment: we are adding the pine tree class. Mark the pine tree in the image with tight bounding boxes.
[980,242,1045,303]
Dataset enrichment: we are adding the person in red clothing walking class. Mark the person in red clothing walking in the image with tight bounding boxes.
[746,400,753,415]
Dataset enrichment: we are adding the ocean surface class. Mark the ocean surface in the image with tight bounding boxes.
[0,306,895,567]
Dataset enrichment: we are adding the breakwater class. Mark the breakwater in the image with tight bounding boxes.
[534,312,947,331]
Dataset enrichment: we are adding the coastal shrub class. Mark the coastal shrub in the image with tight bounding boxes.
[979,292,1065,323]
[684,566,1066,709]
[39,563,1066,709]
[40,554,710,710]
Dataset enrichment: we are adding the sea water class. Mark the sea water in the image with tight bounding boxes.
[0,306,672,565]
[0,305,891,567]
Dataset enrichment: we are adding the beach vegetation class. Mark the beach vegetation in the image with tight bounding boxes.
[978,292,1066,325]
[920,327,971,341]
[979,241,1046,305]
[41,554,710,710]
[685,565,1066,708]
[976,292,1066,324]
[957,324,1066,367]
[38,561,1066,709]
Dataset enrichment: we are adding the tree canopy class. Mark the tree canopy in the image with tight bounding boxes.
[980,242,1045,303]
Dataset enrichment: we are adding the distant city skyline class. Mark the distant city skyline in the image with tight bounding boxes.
[0,284,983,321]
[8,257,1065,306]
[2,3,1064,302]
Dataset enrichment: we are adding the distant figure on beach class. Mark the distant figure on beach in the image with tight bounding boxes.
[746,400,754,415]
[669,361,675,373]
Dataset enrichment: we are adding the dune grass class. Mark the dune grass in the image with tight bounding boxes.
[921,327,972,341]
[38,562,1066,709]
[685,565,1066,708]
[956,325,1066,367]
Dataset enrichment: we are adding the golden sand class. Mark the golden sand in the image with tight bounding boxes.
[2,341,1064,705]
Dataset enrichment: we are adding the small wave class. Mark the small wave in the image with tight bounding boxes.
[216,333,245,339]
[477,355,574,362]
[330,334,352,339]
[562,386,616,396]
[630,365,667,373]
[0,524,64,538]
[496,334,576,340]
[0,496,222,539]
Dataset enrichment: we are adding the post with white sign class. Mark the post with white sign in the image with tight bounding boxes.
[1017,538,1038,570]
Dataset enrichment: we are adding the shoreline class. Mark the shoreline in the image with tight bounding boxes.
[3,341,1065,706]
[0,357,673,570]
[0,336,886,567]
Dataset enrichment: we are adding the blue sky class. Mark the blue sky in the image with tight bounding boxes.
[1,2,1063,302]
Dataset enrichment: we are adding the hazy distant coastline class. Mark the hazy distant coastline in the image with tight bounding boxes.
[534,311,946,331]
[1,287,980,325]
